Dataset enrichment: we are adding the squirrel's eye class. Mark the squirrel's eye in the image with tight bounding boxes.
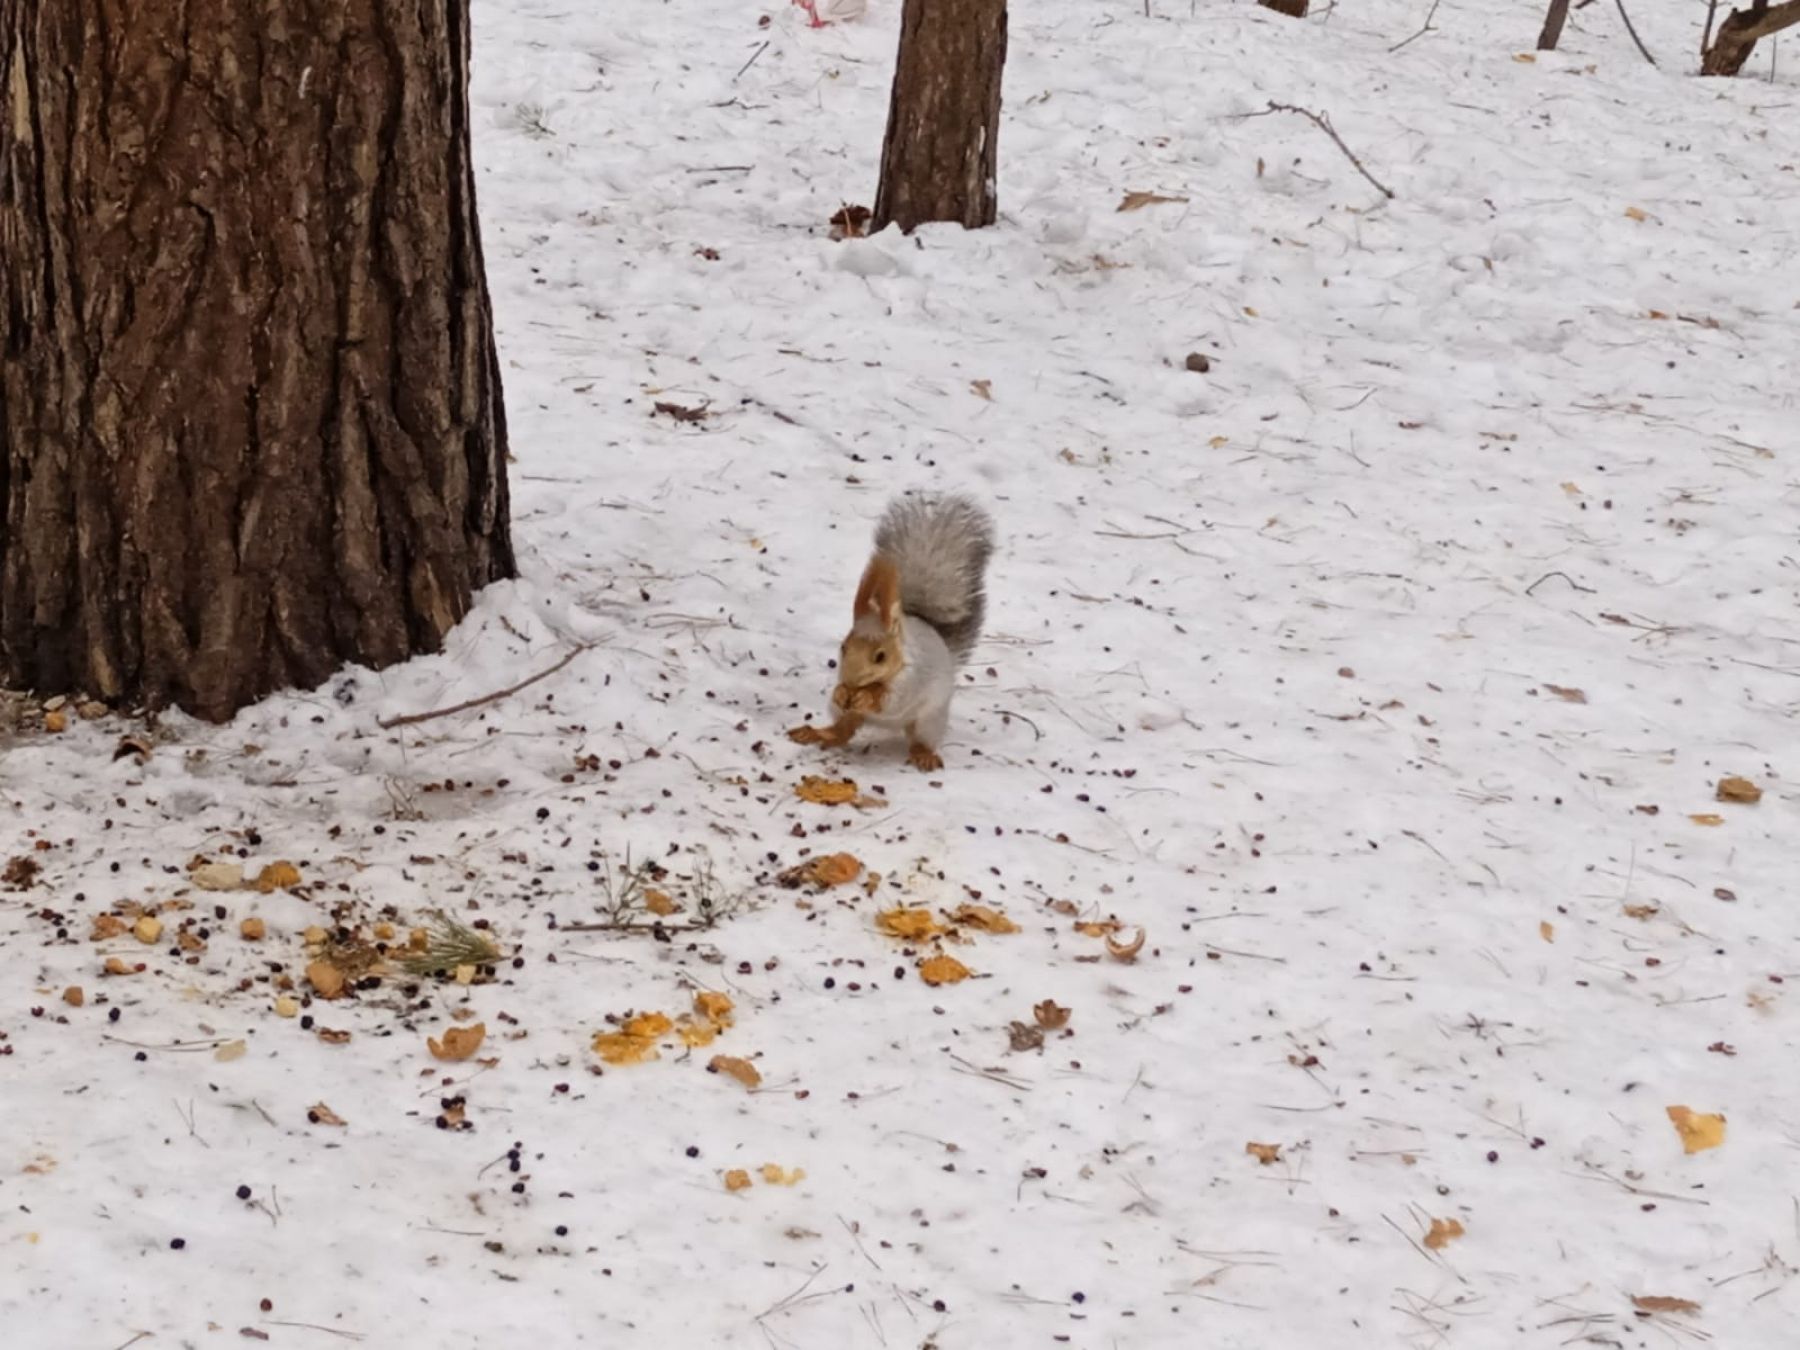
[874,651,887,664]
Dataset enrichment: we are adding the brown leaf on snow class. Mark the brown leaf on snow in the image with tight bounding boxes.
[1623,903,1659,920]
[132,915,163,945]
[1008,1021,1045,1052]
[1666,1105,1726,1153]
[62,985,84,1008]
[1542,684,1587,704]
[214,1039,247,1063]
[1623,204,1649,222]
[1423,1217,1465,1250]
[708,1055,762,1089]
[1105,927,1147,962]
[952,903,1019,934]
[919,954,972,986]
[1632,1294,1701,1316]
[1715,776,1763,804]
[593,1011,674,1065]
[780,852,863,889]
[1033,999,1072,1030]
[252,861,302,893]
[428,1022,487,1062]
[828,203,872,240]
[1073,919,1119,937]
[306,1103,346,1127]
[723,1168,752,1192]
[1539,920,1554,943]
[795,775,860,805]
[878,907,944,941]
[306,960,347,1000]
[101,956,142,977]
[90,913,127,941]
[759,1164,805,1186]
[190,860,246,891]
[652,399,710,424]
[1117,190,1189,212]
[969,379,993,401]
[1688,813,1725,827]
[1245,1141,1282,1165]
[239,917,266,941]
[643,888,680,915]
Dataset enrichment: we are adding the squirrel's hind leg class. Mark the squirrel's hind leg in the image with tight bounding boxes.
[904,698,951,772]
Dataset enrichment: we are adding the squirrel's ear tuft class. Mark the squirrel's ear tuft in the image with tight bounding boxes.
[854,556,901,631]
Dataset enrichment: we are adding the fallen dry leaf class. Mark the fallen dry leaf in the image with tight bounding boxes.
[273,995,299,1018]
[1688,813,1725,827]
[1715,776,1762,804]
[1542,684,1587,704]
[1513,51,1537,62]
[1117,189,1189,211]
[878,907,944,941]
[43,708,67,733]
[1666,1105,1725,1153]
[795,775,860,805]
[1539,921,1554,943]
[133,916,163,945]
[1623,903,1659,920]
[62,985,84,1008]
[1073,919,1119,938]
[1033,999,1071,1030]
[693,992,734,1027]
[643,888,679,916]
[952,903,1019,934]
[919,954,972,986]
[1008,1021,1045,1052]
[781,853,863,889]
[1632,1294,1701,1316]
[723,1169,752,1192]
[709,1055,761,1089]
[1105,927,1147,962]
[214,1039,247,1063]
[760,1164,805,1186]
[970,378,993,401]
[101,956,141,977]
[316,1027,352,1046]
[90,913,126,941]
[239,917,266,941]
[428,1022,487,1062]
[307,1103,346,1127]
[191,861,246,891]
[593,1011,674,1065]
[1245,1142,1282,1165]
[1624,204,1648,221]
[253,861,302,893]
[306,960,346,1000]
[1423,1217,1466,1250]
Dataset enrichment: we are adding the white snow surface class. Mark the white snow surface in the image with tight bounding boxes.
[6,2,1800,1346]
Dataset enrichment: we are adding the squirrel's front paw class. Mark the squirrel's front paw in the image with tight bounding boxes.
[788,724,825,745]
[907,744,944,772]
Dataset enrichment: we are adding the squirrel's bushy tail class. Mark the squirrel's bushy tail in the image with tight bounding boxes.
[874,492,994,661]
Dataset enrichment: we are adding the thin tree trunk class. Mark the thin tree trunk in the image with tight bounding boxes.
[1703,0,1800,74]
[1538,0,1573,49]
[872,0,1008,233]
[1259,0,1311,16]
[0,0,513,721]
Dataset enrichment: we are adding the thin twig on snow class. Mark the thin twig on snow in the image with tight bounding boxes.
[1254,102,1397,199]
[378,644,593,730]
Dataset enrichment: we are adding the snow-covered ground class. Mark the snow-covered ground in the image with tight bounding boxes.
[6,2,1799,1346]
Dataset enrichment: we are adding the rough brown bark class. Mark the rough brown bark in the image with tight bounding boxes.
[1537,0,1572,49]
[1702,0,1800,74]
[1,0,513,721]
[1259,0,1311,17]
[872,0,1008,233]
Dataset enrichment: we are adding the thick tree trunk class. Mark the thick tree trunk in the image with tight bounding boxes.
[1259,0,1310,17]
[1702,0,1800,74]
[0,0,513,721]
[1537,0,1573,49]
[872,0,1008,233]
